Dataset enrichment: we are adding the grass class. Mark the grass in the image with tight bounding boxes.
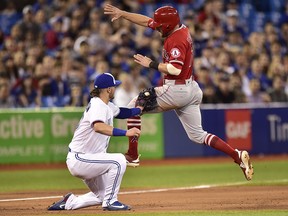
[0,160,288,192]
[0,159,287,216]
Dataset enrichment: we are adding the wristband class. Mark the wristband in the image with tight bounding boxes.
[149,61,159,70]
[112,128,127,136]
[131,107,142,116]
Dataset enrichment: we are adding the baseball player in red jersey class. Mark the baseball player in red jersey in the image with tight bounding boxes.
[104,4,254,181]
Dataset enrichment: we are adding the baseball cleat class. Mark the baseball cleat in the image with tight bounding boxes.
[47,193,72,210]
[125,154,141,167]
[103,201,131,211]
[236,149,254,181]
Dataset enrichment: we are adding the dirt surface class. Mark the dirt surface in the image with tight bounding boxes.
[0,186,288,215]
[1,155,288,215]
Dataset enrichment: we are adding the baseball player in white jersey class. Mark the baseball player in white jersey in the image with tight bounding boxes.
[104,4,254,181]
[48,73,142,211]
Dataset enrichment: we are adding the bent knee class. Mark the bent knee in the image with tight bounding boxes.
[113,154,127,173]
[188,132,207,144]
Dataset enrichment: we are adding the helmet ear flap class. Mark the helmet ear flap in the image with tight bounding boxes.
[166,24,171,31]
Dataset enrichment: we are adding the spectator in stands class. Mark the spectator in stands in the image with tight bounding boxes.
[32,0,53,18]
[223,31,243,54]
[2,55,19,87]
[13,51,25,80]
[199,46,216,70]
[15,74,40,107]
[2,37,17,55]
[45,17,64,50]
[270,41,284,59]
[67,13,84,40]
[195,65,213,90]
[9,24,22,44]
[49,5,70,33]
[224,0,239,11]
[24,54,37,77]
[210,25,226,48]
[202,18,215,41]
[0,74,15,108]
[114,73,138,106]
[248,32,266,57]
[279,23,288,53]
[0,1,287,108]
[223,9,246,39]
[129,63,150,91]
[68,83,85,107]
[212,0,225,24]
[247,58,271,91]
[198,0,220,26]
[214,50,235,74]
[264,26,279,55]
[87,8,101,35]
[283,54,288,75]
[17,5,42,42]
[214,73,236,103]
[109,50,130,74]
[87,22,115,55]
[51,65,71,107]
[246,78,270,103]
[0,1,20,36]
[233,51,249,75]
[230,72,247,103]
[258,52,270,75]
[193,24,208,57]
[86,59,110,82]
[85,51,100,83]
[202,84,218,103]
[267,56,285,81]
[73,39,90,65]
[268,75,288,102]
[278,1,288,28]
[35,9,50,34]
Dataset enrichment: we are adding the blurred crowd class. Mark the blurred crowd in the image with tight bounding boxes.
[0,0,287,108]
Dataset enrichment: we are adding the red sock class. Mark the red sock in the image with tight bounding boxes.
[204,133,240,164]
[126,116,141,159]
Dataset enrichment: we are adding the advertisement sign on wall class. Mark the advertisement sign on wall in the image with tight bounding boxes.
[225,110,252,151]
[0,109,164,164]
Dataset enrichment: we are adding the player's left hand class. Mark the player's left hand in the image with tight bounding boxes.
[126,127,141,137]
[104,4,122,22]
[134,54,152,68]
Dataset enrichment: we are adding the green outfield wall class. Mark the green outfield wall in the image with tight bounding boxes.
[0,108,164,164]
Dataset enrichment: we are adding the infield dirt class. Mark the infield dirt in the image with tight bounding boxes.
[1,155,288,215]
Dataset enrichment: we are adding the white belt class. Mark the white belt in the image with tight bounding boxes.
[164,76,193,85]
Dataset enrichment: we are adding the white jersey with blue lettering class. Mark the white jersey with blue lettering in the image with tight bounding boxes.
[66,97,127,209]
[69,97,120,154]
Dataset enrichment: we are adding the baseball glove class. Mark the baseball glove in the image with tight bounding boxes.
[135,87,158,112]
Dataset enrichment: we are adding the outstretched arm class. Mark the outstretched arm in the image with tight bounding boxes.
[115,107,142,119]
[104,4,151,27]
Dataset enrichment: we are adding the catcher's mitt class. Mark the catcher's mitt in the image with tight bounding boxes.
[135,87,158,112]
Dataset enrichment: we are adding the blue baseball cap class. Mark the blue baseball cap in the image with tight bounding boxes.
[94,73,121,89]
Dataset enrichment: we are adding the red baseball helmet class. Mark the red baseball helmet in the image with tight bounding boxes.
[149,6,180,36]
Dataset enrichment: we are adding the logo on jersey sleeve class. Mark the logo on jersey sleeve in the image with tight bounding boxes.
[170,48,181,58]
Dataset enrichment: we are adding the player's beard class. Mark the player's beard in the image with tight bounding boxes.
[109,88,115,100]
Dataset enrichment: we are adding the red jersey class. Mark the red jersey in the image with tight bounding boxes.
[162,24,193,80]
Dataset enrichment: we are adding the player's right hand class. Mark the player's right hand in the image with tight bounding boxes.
[134,54,152,68]
[104,4,122,22]
[126,127,141,137]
